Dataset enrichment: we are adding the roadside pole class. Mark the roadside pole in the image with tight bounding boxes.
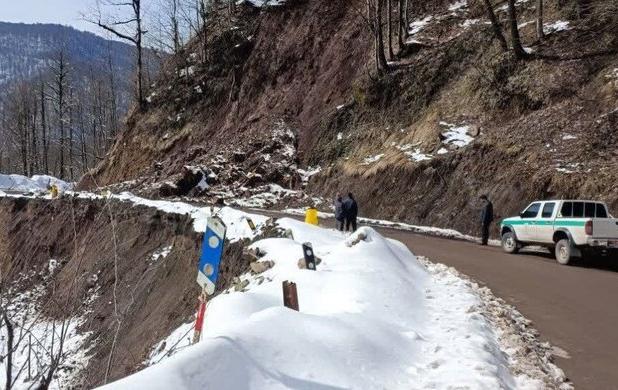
[193,216,227,344]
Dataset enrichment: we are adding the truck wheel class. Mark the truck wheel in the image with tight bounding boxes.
[501,232,519,254]
[555,239,573,265]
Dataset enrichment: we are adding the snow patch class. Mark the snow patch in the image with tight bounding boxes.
[151,246,173,263]
[448,0,468,12]
[361,153,385,165]
[409,16,433,36]
[544,21,570,34]
[406,148,433,162]
[242,0,286,6]
[440,122,474,148]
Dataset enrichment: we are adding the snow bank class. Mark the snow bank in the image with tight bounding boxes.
[0,173,72,193]
[100,221,543,390]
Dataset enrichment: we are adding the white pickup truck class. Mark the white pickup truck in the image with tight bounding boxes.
[500,200,618,265]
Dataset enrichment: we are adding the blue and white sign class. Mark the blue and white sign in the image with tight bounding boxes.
[197,216,227,295]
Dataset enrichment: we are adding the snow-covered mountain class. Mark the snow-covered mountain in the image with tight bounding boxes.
[0,22,134,86]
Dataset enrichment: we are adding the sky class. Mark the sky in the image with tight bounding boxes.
[0,0,104,35]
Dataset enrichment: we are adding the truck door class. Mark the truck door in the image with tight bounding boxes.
[536,202,556,243]
[519,202,541,241]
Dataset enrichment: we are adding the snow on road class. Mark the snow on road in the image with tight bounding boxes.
[100,219,551,390]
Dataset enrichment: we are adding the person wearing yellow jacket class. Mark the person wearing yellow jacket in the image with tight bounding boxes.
[305,206,319,226]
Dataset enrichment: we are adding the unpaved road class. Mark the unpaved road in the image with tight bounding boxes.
[382,229,618,390]
[263,210,618,389]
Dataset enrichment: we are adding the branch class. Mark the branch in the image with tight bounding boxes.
[93,20,137,44]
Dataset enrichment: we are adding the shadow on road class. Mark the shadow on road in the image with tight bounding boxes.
[518,248,618,272]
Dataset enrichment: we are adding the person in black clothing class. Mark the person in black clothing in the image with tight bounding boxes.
[479,194,494,246]
[334,194,345,231]
[343,193,358,232]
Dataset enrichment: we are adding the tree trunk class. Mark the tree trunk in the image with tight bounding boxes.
[136,1,145,110]
[2,310,14,390]
[31,96,38,172]
[403,0,409,37]
[376,0,389,72]
[40,81,48,174]
[398,0,406,51]
[483,0,508,51]
[68,89,75,181]
[536,0,544,41]
[507,0,528,59]
[386,0,394,60]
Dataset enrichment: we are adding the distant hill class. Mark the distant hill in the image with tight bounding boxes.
[0,22,139,86]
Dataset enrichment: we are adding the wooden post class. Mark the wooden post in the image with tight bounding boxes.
[282,281,299,311]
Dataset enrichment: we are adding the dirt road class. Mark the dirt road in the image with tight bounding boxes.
[257,210,617,388]
[382,229,618,390]
[262,213,618,390]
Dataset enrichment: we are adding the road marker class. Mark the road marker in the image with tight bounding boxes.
[193,216,227,343]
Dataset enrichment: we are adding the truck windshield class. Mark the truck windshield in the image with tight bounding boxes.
[522,203,541,218]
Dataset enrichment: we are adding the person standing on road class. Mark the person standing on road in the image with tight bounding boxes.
[480,194,494,246]
[343,193,359,232]
[334,194,345,231]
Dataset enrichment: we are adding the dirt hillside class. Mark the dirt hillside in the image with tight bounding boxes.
[0,196,255,387]
[83,0,618,236]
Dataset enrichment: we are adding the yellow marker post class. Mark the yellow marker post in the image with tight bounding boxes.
[305,207,319,226]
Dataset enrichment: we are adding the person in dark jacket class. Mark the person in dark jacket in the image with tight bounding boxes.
[479,194,494,246]
[343,193,358,232]
[334,194,345,231]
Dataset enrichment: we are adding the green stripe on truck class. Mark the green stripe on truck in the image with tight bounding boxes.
[502,220,586,227]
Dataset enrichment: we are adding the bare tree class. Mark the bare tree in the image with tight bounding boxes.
[49,50,70,179]
[39,78,49,174]
[483,0,508,51]
[507,0,529,59]
[369,0,389,73]
[536,0,544,41]
[386,0,394,60]
[398,0,407,53]
[93,0,147,109]
[1,301,15,390]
